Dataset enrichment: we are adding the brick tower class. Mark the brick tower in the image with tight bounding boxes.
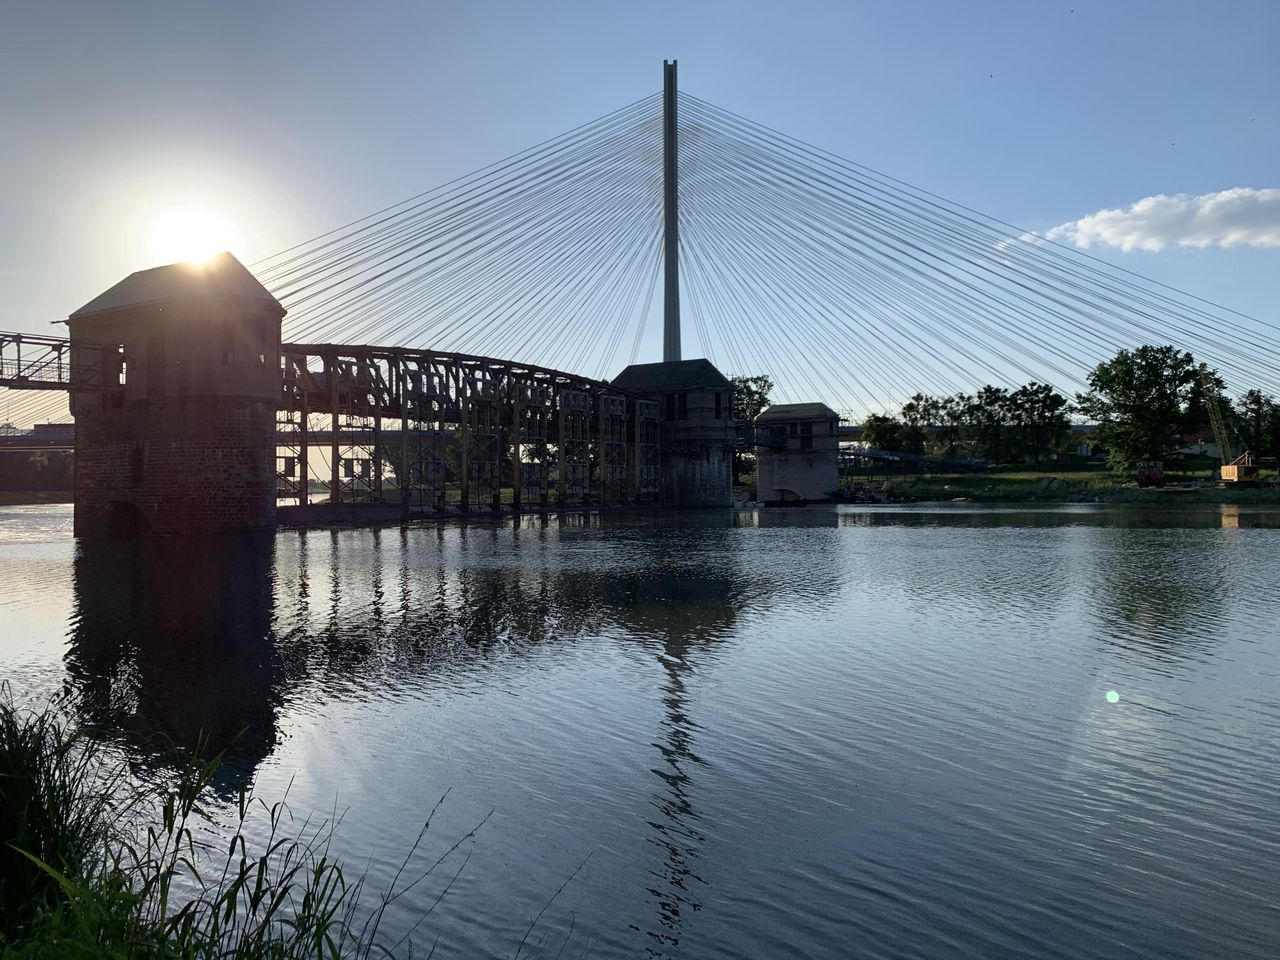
[611,359,735,507]
[67,253,284,537]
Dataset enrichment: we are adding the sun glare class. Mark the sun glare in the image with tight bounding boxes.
[149,206,238,265]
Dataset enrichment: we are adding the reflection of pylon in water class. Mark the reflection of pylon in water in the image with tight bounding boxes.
[641,648,709,953]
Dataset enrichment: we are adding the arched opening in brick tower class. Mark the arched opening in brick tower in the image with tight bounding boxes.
[104,501,150,539]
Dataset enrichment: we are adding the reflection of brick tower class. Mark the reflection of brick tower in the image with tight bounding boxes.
[68,253,284,537]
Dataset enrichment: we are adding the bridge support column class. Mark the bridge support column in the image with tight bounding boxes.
[299,376,310,509]
[327,354,340,505]
[67,253,283,537]
[511,387,523,514]
[459,376,470,512]
[399,360,410,522]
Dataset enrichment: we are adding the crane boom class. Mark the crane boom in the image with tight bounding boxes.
[1199,365,1256,483]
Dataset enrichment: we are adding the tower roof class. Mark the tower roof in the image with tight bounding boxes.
[69,252,283,320]
[611,358,732,393]
[756,402,839,422]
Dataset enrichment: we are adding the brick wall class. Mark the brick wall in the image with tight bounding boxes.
[75,397,276,537]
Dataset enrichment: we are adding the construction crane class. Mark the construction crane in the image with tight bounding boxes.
[1200,365,1257,484]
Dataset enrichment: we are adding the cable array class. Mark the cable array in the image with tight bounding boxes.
[6,88,1278,429]
[254,93,665,381]
[676,93,1280,411]
[2,389,71,429]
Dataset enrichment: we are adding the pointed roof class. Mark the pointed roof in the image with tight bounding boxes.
[69,252,283,320]
[611,358,732,394]
[756,402,839,422]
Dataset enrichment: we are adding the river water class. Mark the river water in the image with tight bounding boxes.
[1,502,1277,958]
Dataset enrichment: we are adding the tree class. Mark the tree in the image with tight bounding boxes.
[861,413,903,452]
[900,393,941,456]
[938,394,970,460]
[730,375,773,422]
[730,375,773,487]
[967,385,1012,462]
[1238,389,1280,460]
[1075,345,1209,471]
[1008,382,1071,463]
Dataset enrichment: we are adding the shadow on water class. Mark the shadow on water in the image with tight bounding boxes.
[61,510,777,954]
[64,534,282,788]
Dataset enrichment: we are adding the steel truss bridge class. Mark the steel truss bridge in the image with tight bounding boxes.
[0,332,662,513]
[275,342,659,512]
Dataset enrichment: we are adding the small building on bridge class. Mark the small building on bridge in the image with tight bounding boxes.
[68,252,283,537]
[754,402,839,504]
[611,359,734,507]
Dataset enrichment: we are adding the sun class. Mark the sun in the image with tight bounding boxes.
[149,206,239,265]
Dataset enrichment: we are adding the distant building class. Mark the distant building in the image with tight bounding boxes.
[754,402,839,503]
[611,359,734,507]
[31,422,75,442]
[68,252,284,537]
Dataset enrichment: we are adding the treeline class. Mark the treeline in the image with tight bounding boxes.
[0,450,73,491]
[862,345,1280,470]
[861,382,1070,463]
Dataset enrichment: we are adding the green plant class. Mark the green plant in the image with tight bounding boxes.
[0,689,119,944]
[1,696,488,958]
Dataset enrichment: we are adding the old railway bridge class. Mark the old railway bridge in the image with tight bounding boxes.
[0,273,740,537]
[4,63,1277,536]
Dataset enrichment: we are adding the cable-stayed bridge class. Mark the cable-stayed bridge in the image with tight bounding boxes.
[2,62,1277,532]
[7,64,1280,428]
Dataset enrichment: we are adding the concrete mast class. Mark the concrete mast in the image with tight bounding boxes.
[662,59,681,363]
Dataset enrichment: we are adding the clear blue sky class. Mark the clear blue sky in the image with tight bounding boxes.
[2,0,1276,368]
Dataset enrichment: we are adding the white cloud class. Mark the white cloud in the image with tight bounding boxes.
[1042,187,1280,252]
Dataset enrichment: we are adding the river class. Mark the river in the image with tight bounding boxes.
[1,502,1277,958]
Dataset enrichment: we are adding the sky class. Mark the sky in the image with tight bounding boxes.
[1,0,1277,407]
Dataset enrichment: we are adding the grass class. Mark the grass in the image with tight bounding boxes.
[0,696,115,944]
[865,457,1280,504]
[0,692,489,959]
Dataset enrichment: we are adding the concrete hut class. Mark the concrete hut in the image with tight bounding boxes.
[67,253,284,537]
[611,359,734,507]
[754,402,840,504]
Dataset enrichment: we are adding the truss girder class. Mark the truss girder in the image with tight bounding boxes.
[277,344,655,515]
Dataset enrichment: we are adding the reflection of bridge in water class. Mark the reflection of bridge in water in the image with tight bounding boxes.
[62,512,822,951]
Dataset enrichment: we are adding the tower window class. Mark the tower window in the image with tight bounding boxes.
[714,392,722,419]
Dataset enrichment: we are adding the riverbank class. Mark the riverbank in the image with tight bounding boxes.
[0,490,73,505]
[880,473,1280,504]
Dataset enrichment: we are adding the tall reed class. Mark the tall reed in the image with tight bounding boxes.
[1,694,484,958]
